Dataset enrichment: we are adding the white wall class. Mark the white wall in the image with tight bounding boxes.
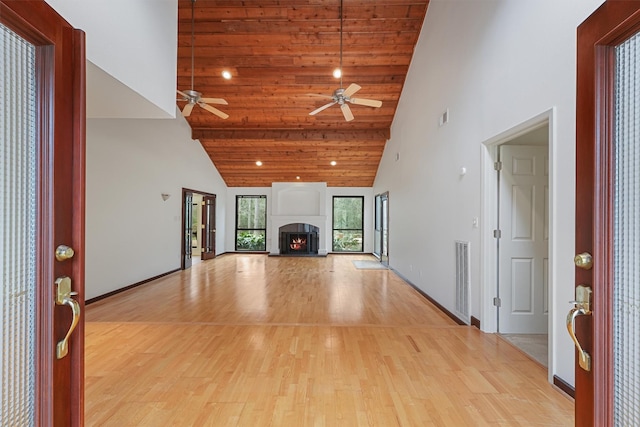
[46,0,177,118]
[226,186,373,254]
[374,0,604,386]
[85,112,227,299]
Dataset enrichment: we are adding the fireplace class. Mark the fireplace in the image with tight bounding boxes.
[279,223,319,255]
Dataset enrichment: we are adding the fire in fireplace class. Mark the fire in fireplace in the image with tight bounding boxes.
[290,236,307,251]
[279,223,319,255]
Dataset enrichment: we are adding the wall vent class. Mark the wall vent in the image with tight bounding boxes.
[455,241,471,324]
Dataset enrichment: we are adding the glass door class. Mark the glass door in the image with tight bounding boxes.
[574,3,640,425]
[1,2,86,424]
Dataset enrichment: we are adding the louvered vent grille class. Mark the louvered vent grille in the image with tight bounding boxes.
[455,241,470,324]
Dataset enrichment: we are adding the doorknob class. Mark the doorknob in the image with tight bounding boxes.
[55,245,75,261]
[566,284,592,371]
[574,252,593,270]
[55,276,80,359]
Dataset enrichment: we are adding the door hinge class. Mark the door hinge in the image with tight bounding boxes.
[493,297,501,307]
[201,201,205,206]
[201,224,205,229]
[493,229,502,239]
[494,161,502,171]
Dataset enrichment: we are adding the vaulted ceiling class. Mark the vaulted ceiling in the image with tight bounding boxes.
[177,0,429,187]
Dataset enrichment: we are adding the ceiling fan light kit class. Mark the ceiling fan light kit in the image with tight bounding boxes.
[177,0,229,119]
[307,0,382,122]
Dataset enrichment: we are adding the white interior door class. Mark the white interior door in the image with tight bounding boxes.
[498,145,549,333]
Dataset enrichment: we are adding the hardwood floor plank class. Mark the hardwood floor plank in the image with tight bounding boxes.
[85,255,572,426]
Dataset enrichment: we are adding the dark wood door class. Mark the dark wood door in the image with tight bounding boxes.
[182,191,194,269]
[575,2,640,425]
[1,1,85,425]
[201,195,216,260]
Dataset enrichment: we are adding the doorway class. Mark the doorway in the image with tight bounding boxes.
[481,112,554,373]
[182,188,217,269]
[498,132,550,366]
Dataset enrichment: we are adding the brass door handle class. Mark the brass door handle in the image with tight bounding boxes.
[55,276,80,359]
[566,307,591,371]
[566,284,593,371]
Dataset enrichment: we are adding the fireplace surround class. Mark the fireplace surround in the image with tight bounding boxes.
[279,223,319,255]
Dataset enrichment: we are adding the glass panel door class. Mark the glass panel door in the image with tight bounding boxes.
[613,30,640,426]
[381,193,389,265]
[374,194,382,257]
[0,22,37,426]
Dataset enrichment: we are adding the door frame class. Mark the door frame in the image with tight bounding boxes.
[181,187,217,268]
[480,108,555,380]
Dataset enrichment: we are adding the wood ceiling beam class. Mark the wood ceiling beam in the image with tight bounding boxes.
[179,4,428,21]
[192,128,390,141]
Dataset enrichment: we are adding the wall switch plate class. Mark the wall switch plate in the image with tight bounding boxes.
[472,217,479,228]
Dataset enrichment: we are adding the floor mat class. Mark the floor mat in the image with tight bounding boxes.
[352,260,388,270]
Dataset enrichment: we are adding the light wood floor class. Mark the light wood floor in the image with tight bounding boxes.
[85,254,573,426]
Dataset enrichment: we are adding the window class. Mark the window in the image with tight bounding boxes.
[332,196,364,252]
[236,195,267,251]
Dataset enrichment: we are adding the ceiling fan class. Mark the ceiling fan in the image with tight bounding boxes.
[177,0,229,119]
[307,0,382,122]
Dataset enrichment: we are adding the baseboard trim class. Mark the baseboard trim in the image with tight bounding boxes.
[471,316,480,329]
[553,375,575,399]
[86,268,180,305]
[392,269,466,326]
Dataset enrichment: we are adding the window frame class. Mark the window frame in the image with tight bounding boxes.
[332,195,365,252]
[235,195,267,251]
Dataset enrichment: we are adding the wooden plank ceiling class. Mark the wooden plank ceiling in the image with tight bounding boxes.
[177,0,429,187]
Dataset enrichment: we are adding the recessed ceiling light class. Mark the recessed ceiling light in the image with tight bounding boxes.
[221,70,232,80]
[330,161,337,166]
[256,161,262,166]
[333,68,342,79]
[296,176,300,180]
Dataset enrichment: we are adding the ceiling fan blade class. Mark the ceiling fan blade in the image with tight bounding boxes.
[343,83,361,97]
[182,103,194,117]
[340,103,354,122]
[200,97,228,105]
[306,93,334,100]
[177,89,189,98]
[309,101,337,116]
[199,102,229,119]
[350,97,382,108]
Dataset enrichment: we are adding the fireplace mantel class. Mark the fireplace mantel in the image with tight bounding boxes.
[269,183,329,255]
